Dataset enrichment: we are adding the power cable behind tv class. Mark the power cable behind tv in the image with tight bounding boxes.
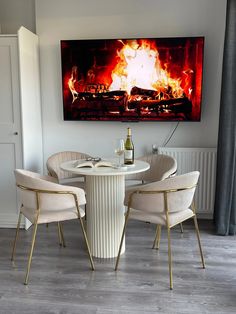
[162,122,180,147]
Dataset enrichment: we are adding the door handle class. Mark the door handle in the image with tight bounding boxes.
[13,132,18,135]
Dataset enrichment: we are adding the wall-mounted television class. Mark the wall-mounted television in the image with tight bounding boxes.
[60,37,204,121]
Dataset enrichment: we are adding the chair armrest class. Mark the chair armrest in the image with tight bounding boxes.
[41,174,58,183]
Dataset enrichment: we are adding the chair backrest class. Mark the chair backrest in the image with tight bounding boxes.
[14,169,86,212]
[126,154,177,183]
[125,171,199,214]
[46,151,91,181]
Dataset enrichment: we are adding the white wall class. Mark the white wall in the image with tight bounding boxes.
[0,0,35,34]
[35,0,227,163]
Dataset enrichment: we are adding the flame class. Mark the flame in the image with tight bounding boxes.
[68,66,79,103]
[109,39,185,98]
[67,39,195,103]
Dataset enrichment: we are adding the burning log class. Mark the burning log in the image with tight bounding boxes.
[72,90,128,114]
[137,97,191,106]
[129,96,192,118]
[130,86,157,98]
[76,90,128,100]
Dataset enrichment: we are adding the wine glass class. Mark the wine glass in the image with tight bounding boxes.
[114,139,125,167]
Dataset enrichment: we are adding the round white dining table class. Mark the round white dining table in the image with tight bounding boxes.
[60,159,150,258]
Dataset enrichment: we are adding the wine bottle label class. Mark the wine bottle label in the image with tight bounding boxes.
[124,150,133,159]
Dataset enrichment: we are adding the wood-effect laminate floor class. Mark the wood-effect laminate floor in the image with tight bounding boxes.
[0,219,236,314]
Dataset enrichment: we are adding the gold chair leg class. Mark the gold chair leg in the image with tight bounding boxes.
[73,195,94,271]
[84,204,87,221]
[24,221,39,285]
[180,223,184,233]
[193,215,205,269]
[164,193,173,290]
[152,225,161,249]
[78,217,95,270]
[57,221,66,247]
[59,222,66,247]
[11,212,22,261]
[167,226,173,290]
[57,222,62,246]
[115,208,130,271]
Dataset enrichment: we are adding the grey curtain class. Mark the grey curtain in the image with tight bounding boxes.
[214,0,236,235]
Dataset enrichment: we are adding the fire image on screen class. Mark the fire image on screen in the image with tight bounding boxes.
[61,37,204,121]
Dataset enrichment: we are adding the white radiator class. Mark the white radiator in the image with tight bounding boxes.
[159,147,217,217]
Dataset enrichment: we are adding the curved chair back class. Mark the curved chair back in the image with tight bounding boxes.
[126,154,177,183]
[14,169,86,213]
[125,171,199,214]
[141,154,177,182]
[46,151,91,181]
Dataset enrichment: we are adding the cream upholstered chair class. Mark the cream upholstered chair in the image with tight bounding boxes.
[126,153,177,186]
[46,151,91,229]
[126,154,183,235]
[12,169,95,285]
[115,171,205,290]
[46,151,91,187]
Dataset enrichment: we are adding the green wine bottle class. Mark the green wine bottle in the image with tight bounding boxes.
[124,127,134,165]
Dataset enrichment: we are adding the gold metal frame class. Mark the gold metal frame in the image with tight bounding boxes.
[115,184,205,290]
[152,225,161,249]
[152,222,183,250]
[57,222,66,247]
[11,184,95,285]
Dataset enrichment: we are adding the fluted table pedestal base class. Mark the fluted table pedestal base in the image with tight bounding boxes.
[86,175,125,258]
[60,160,150,259]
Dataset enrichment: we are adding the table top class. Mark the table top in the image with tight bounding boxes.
[60,159,150,177]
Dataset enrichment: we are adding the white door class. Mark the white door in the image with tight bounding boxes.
[0,36,23,227]
[0,29,43,228]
